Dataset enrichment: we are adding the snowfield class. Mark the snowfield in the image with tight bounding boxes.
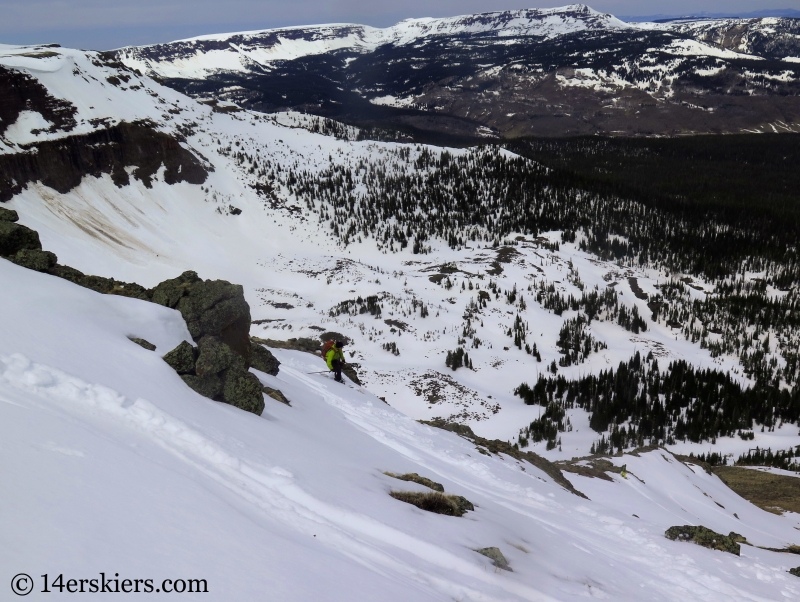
[3,259,800,601]
[3,35,800,600]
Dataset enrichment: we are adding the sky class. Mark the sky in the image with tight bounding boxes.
[1,0,799,50]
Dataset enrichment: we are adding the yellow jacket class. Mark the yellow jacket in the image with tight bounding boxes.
[325,345,345,370]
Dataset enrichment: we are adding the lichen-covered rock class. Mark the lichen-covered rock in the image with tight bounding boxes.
[162,341,196,374]
[151,272,251,359]
[0,221,41,256]
[250,342,280,375]
[0,207,19,222]
[50,264,86,284]
[195,336,242,377]
[181,374,223,399]
[221,368,264,415]
[475,547,511,571]
[665,526,740,555]
[128,337,156,351]
[11,249,57,272]
[263,386,290,406]
[151,271,200,308]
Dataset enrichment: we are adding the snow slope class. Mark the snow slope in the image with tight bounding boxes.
[3,254,800,600]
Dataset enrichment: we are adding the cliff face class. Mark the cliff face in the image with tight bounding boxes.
[0,121,209,202]
[0,64,78,138]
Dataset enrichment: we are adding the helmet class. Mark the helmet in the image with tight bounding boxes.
[336,340,346,348]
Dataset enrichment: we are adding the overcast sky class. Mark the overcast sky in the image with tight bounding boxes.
[2,0,799,50]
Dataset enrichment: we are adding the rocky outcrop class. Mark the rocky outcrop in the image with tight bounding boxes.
[250,342,280,375]
[50,264,150,299]
[153,272,282,416]
[263,386,290,405]
[162,341,196,374]
[0,121,208,202]
[0,217,277,416]
[665,526,741,556]
[0,65,77,139]
[0,207,19,222]
[151,271,251,358]
[0,220,41,256]
[10,249,57,272]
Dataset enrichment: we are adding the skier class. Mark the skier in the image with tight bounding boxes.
[323,340,347,382]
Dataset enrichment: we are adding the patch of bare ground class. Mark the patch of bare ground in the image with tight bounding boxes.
[389,491,474,517]
[712,466,800,515]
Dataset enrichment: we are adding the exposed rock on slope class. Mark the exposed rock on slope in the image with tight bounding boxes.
[0,215,278,415]
[665,525,742,555]
[0,121,209,202]
[0,64,77,137]
[152,270,281,415]
[152,271,252,358]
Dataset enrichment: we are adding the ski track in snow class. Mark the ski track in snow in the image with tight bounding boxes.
[0,352,559,601]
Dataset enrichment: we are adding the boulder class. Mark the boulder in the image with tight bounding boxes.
[221,368,264,415]
[0,221,41,256]
[11,249,57,272]
[152,272,251,359]
[181,374,223,399]
[151,270,200,308]
[0,207,19,222]
[250,342,280,375]
[162,341,197,374]
[195,335,242,377]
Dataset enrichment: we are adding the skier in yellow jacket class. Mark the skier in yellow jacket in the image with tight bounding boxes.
[324,340,347,383]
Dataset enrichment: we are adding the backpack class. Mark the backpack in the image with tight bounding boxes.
[321,340,335,357]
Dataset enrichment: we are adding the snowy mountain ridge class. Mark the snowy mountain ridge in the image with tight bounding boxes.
[118,4,628,78]
[113,5,800,138]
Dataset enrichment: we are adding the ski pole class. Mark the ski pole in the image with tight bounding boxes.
[307,370,331,374]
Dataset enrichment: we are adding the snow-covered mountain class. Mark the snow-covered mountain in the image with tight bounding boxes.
[114,4,800,138]
[117,5,630,79]
[3,36,800,600]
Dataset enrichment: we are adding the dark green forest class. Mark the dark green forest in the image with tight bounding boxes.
[247,132,800,454]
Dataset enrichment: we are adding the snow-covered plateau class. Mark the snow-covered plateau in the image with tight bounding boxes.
[2,34,800,601]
